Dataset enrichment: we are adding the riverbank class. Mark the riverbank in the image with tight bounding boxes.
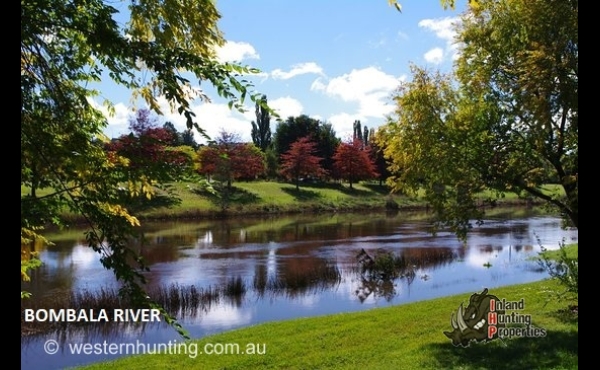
[75,278,578,370]
[44,180,555,224]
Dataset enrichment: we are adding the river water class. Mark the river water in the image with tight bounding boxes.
[20,208,578,369]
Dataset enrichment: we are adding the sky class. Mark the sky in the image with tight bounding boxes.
[98,0,469,144]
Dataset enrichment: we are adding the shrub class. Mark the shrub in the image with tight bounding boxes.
[538,240,578,304]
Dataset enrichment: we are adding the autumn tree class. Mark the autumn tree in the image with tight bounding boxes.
[107,109,193,183]
[197,131,266,188]
[333,138,378,189]
[251,94,272,152]
[21,0,264,337]
[279,137,327,190]
[274,115,320,157]
[380,0,578,238]
[273,115,340,175]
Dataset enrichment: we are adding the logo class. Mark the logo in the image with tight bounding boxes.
[443,288,546,347]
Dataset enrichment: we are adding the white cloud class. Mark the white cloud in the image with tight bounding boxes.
[424,47,444,64]
[269,96,304,120]
[271,62,325,80]
[418,17,458,43]
[418,17,461,63]
[91,99,133,138]
[328,113,365,141]
[216,41,260,63]
[311,67,402,119]
[185,103,252,144]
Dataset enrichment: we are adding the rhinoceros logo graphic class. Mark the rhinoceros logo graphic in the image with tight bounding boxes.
[444,288,504,347]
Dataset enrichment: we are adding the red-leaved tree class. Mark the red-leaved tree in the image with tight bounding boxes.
[106,109,192,183]
[332,138,378,189]
[279,136,327,190]
[196,131,266,188]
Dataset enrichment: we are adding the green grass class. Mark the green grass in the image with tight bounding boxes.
[540,243,578,260]
[74,278,578,370]
[31,180,543,222]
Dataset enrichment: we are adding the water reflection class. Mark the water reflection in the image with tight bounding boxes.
[21,209,578,370]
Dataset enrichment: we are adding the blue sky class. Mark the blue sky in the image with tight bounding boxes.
[99,0,468,143]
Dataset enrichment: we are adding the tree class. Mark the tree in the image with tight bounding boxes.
[251,95,272,152]
[273,115,340,175]
[197,131,266,188]
[380,0,577,238]
[332,138,378,189]
[163,121,199,149]
[315,122,341,175]
[353,120,363,144]
[273,115,320,158]
[21,0,264,337]
[107,109,192,183]
[163,121,182,146]
[181,129,199,150]
[368,128,392,187]
[279,137,327,190]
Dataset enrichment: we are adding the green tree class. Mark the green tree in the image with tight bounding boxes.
[251,94,272,152]
[315,122,341,175]
[368,128,391,187]
[273,115,340,175]
[273,115,320,158]
[21,0,263,337]
[380,0,578,238]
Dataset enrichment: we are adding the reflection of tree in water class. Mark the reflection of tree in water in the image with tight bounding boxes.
[22,259,343,339]
[355,277,398,303]
[353,247,458,302]
[253,257,341,299]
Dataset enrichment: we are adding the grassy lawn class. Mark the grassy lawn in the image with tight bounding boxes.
[75,278,578,370]
[539,243,578,260]
[26,180,550,223]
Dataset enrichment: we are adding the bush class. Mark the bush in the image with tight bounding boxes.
[538,240,578,304]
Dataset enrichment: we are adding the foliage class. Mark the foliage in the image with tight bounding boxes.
[538,241,578,304]
[379,0,578,239]
[21,0,264,338]
[197,131,266,187]
[279,137,327,190]
[251,94,272,152]
[273,115,340,174]
[316,122,341,174]
[379,67,485,239]
[332,138,378,189]
[264,146,279,180]
[106,109,192,185]
[456,0,578,228]
[163,122,199,149]
[273,115,320,156]
[196,131,266,211]
[368,128,392,187]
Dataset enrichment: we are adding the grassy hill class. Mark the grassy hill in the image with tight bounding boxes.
[22,180,563,222]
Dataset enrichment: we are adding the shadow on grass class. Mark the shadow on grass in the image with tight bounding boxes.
[361,183,391,195]
[281,186,322,201]
[290,181,377,197]
[427,331,578,369]
[192,185,261,206]
[125,194,182,212]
